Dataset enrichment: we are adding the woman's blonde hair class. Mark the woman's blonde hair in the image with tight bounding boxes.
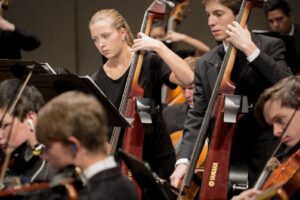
[89,9,134,46]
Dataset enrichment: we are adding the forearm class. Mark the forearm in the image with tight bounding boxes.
[154,41,194,86]
[181,34,210,55]
[15,27,41,50]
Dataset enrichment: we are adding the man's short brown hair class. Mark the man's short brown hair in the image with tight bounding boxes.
[36,91,108,153]
[255,76,300,126]
[202,0,242,15]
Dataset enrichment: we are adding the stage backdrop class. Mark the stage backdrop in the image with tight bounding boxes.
[4,0,300,75]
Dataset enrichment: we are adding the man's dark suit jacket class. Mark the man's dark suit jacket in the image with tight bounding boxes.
[179,34,292,186]
[79,167,138,200]
[163,102,189,135]
[293,23,300,73]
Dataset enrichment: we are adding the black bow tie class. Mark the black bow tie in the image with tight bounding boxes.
[217,45,225,58]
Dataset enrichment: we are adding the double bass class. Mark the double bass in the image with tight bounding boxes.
[177,0,264,199]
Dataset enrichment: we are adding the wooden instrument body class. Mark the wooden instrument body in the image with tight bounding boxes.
[259,148,300,199]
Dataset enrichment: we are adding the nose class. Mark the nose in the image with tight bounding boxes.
[273,124,282,137]
[272,21,278,27]
[208,16,216,27]
[95,38,105,49]
[184,89,193,99]
[0,128,4,139]
[98,40,104,48]
[0,129,7,147]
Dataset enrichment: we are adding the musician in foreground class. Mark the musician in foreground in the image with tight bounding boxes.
[0,79,53,188]
[232,75,300,199]
[89,8,194,180]
[36,91,138,199]
[170,0,292,191]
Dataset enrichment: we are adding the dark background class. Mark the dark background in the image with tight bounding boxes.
[3,0,300,75]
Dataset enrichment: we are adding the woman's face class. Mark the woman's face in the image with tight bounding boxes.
[90,19,126,59]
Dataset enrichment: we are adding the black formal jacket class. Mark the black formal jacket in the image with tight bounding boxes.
[163,102,189,135]
[293,23,300,73]
[0,27,40,59]
[179,34,292,186]
[79,167,138,200]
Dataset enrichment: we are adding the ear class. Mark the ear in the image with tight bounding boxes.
[25,111,38,125]
[24,112,37,132]
[67,136,81,155]
[119,27,127,41]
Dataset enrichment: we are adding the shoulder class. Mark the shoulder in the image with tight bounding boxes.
[198,45,221,64]
[88,167,138,198]
[195,45,221,72]
[252,34,284,46]
[143,51,169,72]
[143,51,161,63]
[294,23,300,36]
[91,66,104,80]
[252,34,287,54]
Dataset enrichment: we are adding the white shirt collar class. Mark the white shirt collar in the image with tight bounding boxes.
[288,24,295,36]
[83,156,117,180]
[222,41,229,52]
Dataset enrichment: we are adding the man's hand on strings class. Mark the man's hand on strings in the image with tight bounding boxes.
[170,163,189,188]
[225,21,257,57]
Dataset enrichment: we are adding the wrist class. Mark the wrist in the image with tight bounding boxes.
[243,42,257,57]
[175,158,190,167]
[155,40,167,53]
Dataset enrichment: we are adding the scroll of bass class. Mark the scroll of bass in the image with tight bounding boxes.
[176,1,264,200]
[254,148,300,199]
[162,0,190,106]
[0,0,9,16]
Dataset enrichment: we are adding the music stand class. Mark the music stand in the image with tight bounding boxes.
[29,74,130,127]
[118,149,178,200]
[0,59,56,81]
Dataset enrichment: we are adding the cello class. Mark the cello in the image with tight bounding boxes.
[176,0,264,199]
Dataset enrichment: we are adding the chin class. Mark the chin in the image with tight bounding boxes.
[213,35,223,42]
